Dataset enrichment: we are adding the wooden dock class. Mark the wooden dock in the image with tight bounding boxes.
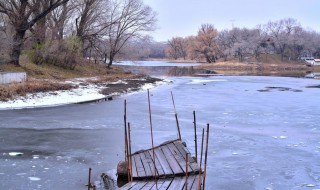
[119,139,204,190]
[119,175,202,190]
[129,140,199,179]
[97,93,209,190]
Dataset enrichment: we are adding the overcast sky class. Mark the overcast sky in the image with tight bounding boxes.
[144,0,320,42]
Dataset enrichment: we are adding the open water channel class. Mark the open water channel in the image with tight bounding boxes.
[1,61,320,189]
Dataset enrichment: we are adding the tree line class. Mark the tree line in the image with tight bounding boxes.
[0,0,156,68]
[165,18,320,63]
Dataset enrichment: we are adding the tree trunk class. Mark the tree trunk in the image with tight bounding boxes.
[108,54,114,68]
[10,30,26,66]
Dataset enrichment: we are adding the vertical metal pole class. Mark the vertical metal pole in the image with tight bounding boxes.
[203,124,210,190]
[124,99,128,162]
[88,168,91,190]
[171,91,181,140]
[128,123,133,182]
[185,153,189,190]
[147,90,157,187]
[197,128,205,190]
[125,124,130,182]
[193,110,198,163]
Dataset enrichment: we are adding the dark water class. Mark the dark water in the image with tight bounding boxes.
[1,76,320,189]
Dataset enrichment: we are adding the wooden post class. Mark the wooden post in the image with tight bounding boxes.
[147,90,157,183]
[185,153,189,190]
[171,91,181,140]
[88,168,92,190]
[203,124,210,190]
[193,110,198,163]
[197,128,205,190]
[128,123,133,182]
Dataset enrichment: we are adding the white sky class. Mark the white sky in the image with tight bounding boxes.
[144,0,320,42]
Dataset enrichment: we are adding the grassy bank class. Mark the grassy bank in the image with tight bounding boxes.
[0,56,135,101]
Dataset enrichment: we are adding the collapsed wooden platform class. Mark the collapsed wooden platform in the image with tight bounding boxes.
[130,140,199,179]
[119,175,202,190]
[112,93,210,190]
[120,139,204,190]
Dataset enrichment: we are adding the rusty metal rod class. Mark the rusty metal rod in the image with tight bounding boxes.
[197,128,205,190]
[171,91,181,140]
[193,110,198,163]
[128,123,133,182]
[125,123,130,182]
[185,153,189,190]
[203,124,210,190]
[147,90,157,183]
[88,168,92,190]
[124,99,128,163]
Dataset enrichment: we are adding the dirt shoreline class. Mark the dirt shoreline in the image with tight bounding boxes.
[0,75,167,110]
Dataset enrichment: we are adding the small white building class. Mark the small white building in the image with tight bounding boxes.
[300,56,315,65]
[0,72,27,84]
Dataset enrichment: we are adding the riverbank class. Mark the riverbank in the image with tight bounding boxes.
[0,75,168,110]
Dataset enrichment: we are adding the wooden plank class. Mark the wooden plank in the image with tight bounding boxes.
[131,154,138,178]
[158,178,174,190]
[186,175,196,190]
[148,150,165,176]
[154,147,174,176]
[133,154,146,177]
[143,150,157,177]
[130,181,149,190]
[139,152,153,177]
[167,143,191,173]
[173,141,199,172]
[150,179,165,190]
[191,175,202,190]
[119,181,138,190]
[161,145,184,174]
[140,181,156,190]
[167,177,185,190]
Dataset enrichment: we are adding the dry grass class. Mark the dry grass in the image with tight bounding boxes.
[0,80,74,101]
[0,55,134,101]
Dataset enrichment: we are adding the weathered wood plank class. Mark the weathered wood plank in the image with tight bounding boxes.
[191,175,202,190]
[140,181,156,190]
[154,147,174,176]
[150,179,165,190]
[143,150,157,176]
[186,175,196,190]
[161,145,184,174]
[167,143,191,173]
[130,181,149,190]
[158,178,174,190]
[119,181,138,190]
[173,141,199,172]
[133,154,146,178]
[147,150,165,176]
[167,176,185,190]
[131,154,138,178]
[139,152,153,177]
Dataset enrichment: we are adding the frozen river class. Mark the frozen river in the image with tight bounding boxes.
[1,75,320,189]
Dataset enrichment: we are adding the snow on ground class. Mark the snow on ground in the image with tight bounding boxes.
[0,78,169,110]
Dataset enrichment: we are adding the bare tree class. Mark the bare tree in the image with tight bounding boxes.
[166,37,188,60]
[0,0,69,66]
[103,0,157,68]
[193,24,219,63]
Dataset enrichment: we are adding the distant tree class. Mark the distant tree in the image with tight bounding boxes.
[103,0,157,68]
[0,0,70,66]
[193,24,219,63]
[166,37,188,60]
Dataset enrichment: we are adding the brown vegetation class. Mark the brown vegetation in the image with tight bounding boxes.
[0,57,135,101]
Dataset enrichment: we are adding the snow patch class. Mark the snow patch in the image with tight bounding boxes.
[28,177,41,181]
[188,79,227,84]
[9,152,23,156]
